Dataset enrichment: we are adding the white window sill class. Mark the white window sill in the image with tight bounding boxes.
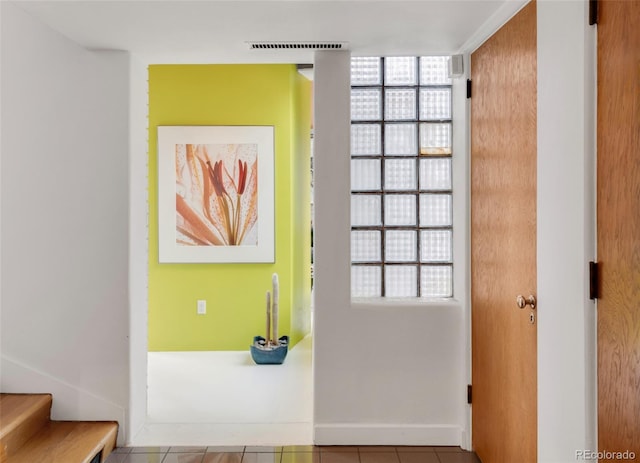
[351,297,461,311]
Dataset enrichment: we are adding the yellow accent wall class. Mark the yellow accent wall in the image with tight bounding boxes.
[148,64,312,351]
[290,70,313,340]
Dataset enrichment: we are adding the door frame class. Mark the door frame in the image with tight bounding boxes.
[535,1,598,456]
[127,58,317,445]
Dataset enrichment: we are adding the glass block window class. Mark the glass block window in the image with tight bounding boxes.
[351,56,453,298]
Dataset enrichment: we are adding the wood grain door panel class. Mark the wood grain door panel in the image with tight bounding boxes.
[471,2,537,462]
[597,0,640,459]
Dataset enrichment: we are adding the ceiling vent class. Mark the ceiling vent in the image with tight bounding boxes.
[247,41,349,51]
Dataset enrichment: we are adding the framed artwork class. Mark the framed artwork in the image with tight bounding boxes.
[157,125,275,263]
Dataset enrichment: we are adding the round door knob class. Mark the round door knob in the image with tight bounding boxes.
[516,294,536,309]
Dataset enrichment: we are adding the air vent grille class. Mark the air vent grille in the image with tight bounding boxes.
[247,41,348,50]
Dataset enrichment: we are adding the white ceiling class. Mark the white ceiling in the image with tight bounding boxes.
[12,0,525,64]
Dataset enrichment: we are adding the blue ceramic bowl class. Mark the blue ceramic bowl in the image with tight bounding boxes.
[250,335,289,365]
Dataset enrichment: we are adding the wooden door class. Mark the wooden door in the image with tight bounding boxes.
[470,2,537,462]
[597,1,640,459]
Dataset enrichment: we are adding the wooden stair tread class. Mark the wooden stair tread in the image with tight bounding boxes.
[0,393,52,461]
[10,421,118,463]
[0,394,52,441]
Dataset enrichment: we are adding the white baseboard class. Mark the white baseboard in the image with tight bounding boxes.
[1,354,127,445]
[133,422,314,447]
[313,423,462,446]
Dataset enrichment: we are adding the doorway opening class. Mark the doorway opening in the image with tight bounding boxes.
[136,63,314,445]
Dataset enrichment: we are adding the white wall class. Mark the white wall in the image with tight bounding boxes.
[313,51,466,446]
[0,1,130,443]
[453,55,472,451]
[128,55,149,444]
[537,1,597,461]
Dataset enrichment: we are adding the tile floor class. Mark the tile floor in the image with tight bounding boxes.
[106,445,481,463]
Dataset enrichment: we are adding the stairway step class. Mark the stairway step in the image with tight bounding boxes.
[0,393,52,460]
[10,420,118,463]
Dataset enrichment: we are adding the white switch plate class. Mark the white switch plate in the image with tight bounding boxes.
[197,300,206,315]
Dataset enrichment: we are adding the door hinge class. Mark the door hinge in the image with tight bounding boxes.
[589,0,598,25]
[466,79,472,99]
[467,384,472,404]
[589,261,599,300]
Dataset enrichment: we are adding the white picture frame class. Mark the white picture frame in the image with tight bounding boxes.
[157,125,275,263]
